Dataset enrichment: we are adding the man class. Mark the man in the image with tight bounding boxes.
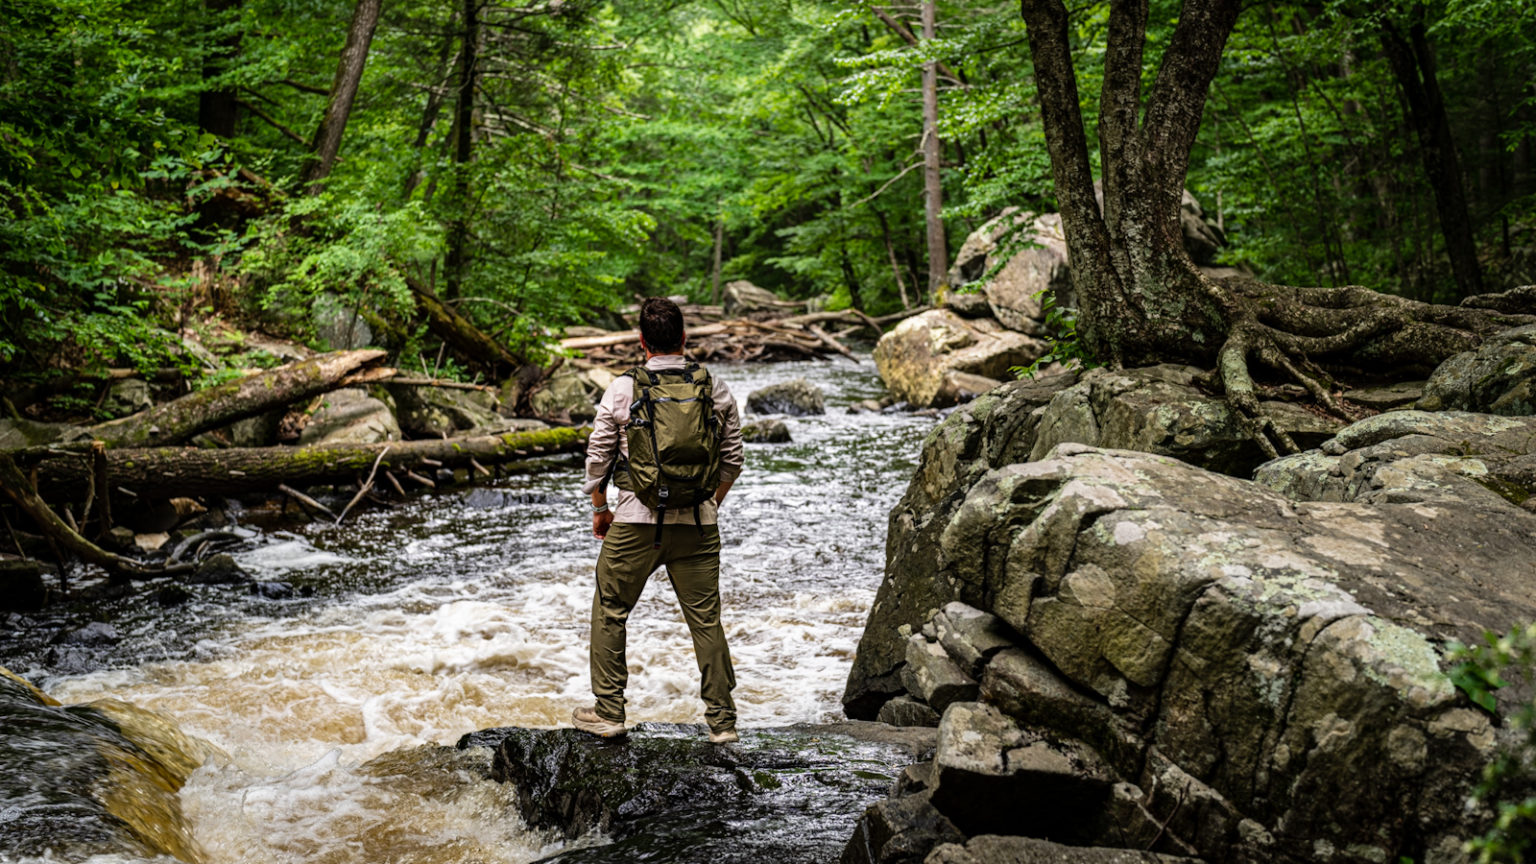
[576,297,745,743]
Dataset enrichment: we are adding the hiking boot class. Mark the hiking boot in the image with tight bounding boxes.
[708,727,738,744]
[572,706,626,738]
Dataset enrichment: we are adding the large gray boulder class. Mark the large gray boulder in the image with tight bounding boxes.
[946,210,1067,336]
[849,442,1532,862]
[1254,410,1536,511]
[529,370,600,424]
[1418,324,1536,415]
[298,388,399,445]
[873,309,1047,408]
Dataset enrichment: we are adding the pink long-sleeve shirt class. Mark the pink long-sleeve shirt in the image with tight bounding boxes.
[582,355,744,525]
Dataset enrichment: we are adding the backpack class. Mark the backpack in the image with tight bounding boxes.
[609,361,723,547]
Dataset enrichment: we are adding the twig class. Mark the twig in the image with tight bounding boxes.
[335,446,390,524]
[278,483,338,521]
[1,509,26,560]
[404,469,436,489]
[808,325,861,362]
[384,470,407,498]
[469,457,490,477]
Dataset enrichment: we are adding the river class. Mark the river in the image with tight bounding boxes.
[2,355,937,864]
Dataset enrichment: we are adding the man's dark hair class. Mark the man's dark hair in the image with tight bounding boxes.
[639,297,685,353]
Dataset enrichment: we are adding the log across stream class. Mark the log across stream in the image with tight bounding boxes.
[0,356,938,864]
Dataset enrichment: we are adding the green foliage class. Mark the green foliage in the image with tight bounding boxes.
[1012,291,1101,379]
[1449,624,1536,863]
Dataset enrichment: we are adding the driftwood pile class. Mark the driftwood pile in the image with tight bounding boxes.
[561,304,927,366]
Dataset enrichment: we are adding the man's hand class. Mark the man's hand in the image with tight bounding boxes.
[593,510,614,539]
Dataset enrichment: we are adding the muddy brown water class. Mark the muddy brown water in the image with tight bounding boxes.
[1,356,938,864]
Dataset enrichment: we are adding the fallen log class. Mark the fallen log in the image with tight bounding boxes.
[408,279,522,374]
[87,350,389,449]
[36,426,590,499]
[0,453,193,579]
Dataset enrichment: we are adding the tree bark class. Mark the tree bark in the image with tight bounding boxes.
[302,0,383,191]
[87,350,389,449]
[921,0,948,300]
[198,0,242,138]
[443,0,480,300]
[712,216,725,306]
[36,427,589,500]
[1380,13,1483,298]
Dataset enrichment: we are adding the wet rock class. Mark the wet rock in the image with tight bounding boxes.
[465,721,936,864]
[101,378,153,418]
[926,835,1200,864]
[299,387,400,445]
[251,581,295,600]
[0,669,205,862]
[189,553,250,585]
[1254,411,1536,511]
[742,418,793,443]
[155,584,192,607]
[748,378,826,416]
[928,702,1114,842]
[1418,323,1536,415]
[878,696,941,729]
[842,788,964,864]
[724,280,790,318]
[390,382,506,437]
[58,622,119,646]
[0,559,48,611]
[902,635,979,714]
[874,310,1046,409]
[42,644,98,675]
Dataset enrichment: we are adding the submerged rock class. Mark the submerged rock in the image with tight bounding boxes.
[460,721,934,864]
[742,418,792,443]
[0,668,208,862]
[747,378,826,416]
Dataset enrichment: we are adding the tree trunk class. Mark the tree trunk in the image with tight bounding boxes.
[921,0,948,300]
[87,350,389,449]
[36,427,589,500]
[712,216,724,306]
[198,0,242,138]
[407,278,521,374]
[303,0,383,191]
[443,0,479,300]
[1380,13,1482,298]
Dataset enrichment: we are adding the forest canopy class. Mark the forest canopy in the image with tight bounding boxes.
[2,0,1533,404]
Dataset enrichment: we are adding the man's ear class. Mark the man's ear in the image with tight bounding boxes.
[638,333,649,353]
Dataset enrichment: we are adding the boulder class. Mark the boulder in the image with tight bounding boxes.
[189,553,250,585]
[844,365,1341,718]
[855,442,1534,862]
[1178,190,1225,266]
[0,417,87,449]
[101,379,153,418]
[842,789,965,864]
[946,210,1066,336]
[1418,323,1536,415]
[298,388,399,445]
[387,383,506,438]
[928,702,1114,842]
[925,836,1200,864]
[942,291,993,319]
[1254,411,1536,511]
[462,721,936,864]
[748,378,826,416]
[530,370,599,424]
[724,280,792,318]
[743,418,793,443]
[932,603,1015,679]
[877,696,941,729]
[873,310,1047,409]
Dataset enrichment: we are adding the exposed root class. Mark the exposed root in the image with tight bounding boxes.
[1210,279,1536,459]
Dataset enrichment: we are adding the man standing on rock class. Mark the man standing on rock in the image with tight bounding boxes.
[576,297,744,743]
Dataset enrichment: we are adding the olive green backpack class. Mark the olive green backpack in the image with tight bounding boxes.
[610,362,723,546]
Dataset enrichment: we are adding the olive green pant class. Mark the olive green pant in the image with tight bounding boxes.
[591,522,737,733]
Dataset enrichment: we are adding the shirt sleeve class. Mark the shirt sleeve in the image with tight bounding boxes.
[714,376,744,486]
[582,378,625,496]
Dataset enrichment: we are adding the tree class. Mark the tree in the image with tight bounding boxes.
[303,0,384,191]
[1017,0,1533,456]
